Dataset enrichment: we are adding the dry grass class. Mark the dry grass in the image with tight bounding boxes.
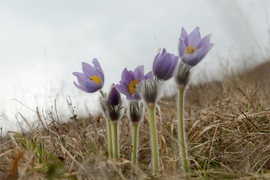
[1,61,270,179]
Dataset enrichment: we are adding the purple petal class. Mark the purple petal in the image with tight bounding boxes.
[96,69,104,86]
[180,27,188,39]
[127,91,141,100]
[153,49,167,70]
[197,34,211,48]
[72,72,88,85]
[116,81,141,100]
[84,80,102,92]
[108,84,121,105]
[121,68,135,85]
[132,93,141,100]
[182,54,199,66]
[153,49,178,80]
[187,27,201,46]
[121,68,129,81]
[91,58,104,85]
[82,62,95,77]
[73,81,91,92]
[92,58,103,73]
[144,71,154,80]
[153,52,161,70]
[155,63,172,80]
[159,49,168,59]
[133,65,144,80]
[196,42,214,61]
[166,55,179,75]
[178,38,187,57]
[115,82,131,97]
[201,42,214,55]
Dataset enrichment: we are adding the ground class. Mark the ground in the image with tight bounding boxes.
[1,61,270,179]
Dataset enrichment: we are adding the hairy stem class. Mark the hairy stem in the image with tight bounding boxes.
[178,85,189,173]
[112,121,119,160]
[106,118,113,159]
[148,105,159,175]
[131,123,139,175]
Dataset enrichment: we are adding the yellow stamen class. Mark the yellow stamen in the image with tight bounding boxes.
[128,80,139,94]
[186,46,198,54]
[89,75,101,85]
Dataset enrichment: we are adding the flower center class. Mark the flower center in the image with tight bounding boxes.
[89,75,101,85]
[128,80,139,94]
[186,46,198,54]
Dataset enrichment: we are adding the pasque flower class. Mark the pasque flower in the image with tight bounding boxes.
[153,49,178,81]
[178,27,213,66]
[108,84,121,106]
[99,84,124,160]
[128,100,144,124]
[116,65,153,100]
[100,84,123,121]
[175,27,214,86]
[174,27,214,174]
[72,58,104,93]
[138,49,178,175]
[139,79,159,106]
[127,100,144,175]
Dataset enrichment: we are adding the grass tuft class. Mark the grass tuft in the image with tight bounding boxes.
[1,61,270,179]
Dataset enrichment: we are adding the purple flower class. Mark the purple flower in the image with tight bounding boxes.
[116,65,153,100]
[178,27,213,66]
[72,58,104,93]
[108,84,121,106]
[152,49,178,81]
[100,84,123,121]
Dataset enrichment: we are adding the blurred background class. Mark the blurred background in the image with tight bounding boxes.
[0,0,270,134]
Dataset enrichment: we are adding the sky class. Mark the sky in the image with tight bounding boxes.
[0,0,270,134]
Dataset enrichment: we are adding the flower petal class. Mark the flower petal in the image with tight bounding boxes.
[84,80,102,92]
[186,27,201,46]
[197,34,211,48]
[154,56,173,79]
[96,69,104,86]
[92,58,103,72]
[144,71,154,80]
[108,85,121,105]
[115,82,131,97]
[178,38,187,57]
[133,65,144,80]
[180,27,188,39]
[196,42,214,61]
[72,72,88,85]
[182,54,199,66]
[153,49,167,70]
[73,81,91,92]
[165,55,179,78]
[121,68,134,84]
[82,62,95,77]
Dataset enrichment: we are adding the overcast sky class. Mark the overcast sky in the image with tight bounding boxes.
[0,0,270,134]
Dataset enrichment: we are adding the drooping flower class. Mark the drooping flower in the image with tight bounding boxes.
[72,58,104,93]
[116,65,153,100]
[178,27,213,66]
[152,48,178,81]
